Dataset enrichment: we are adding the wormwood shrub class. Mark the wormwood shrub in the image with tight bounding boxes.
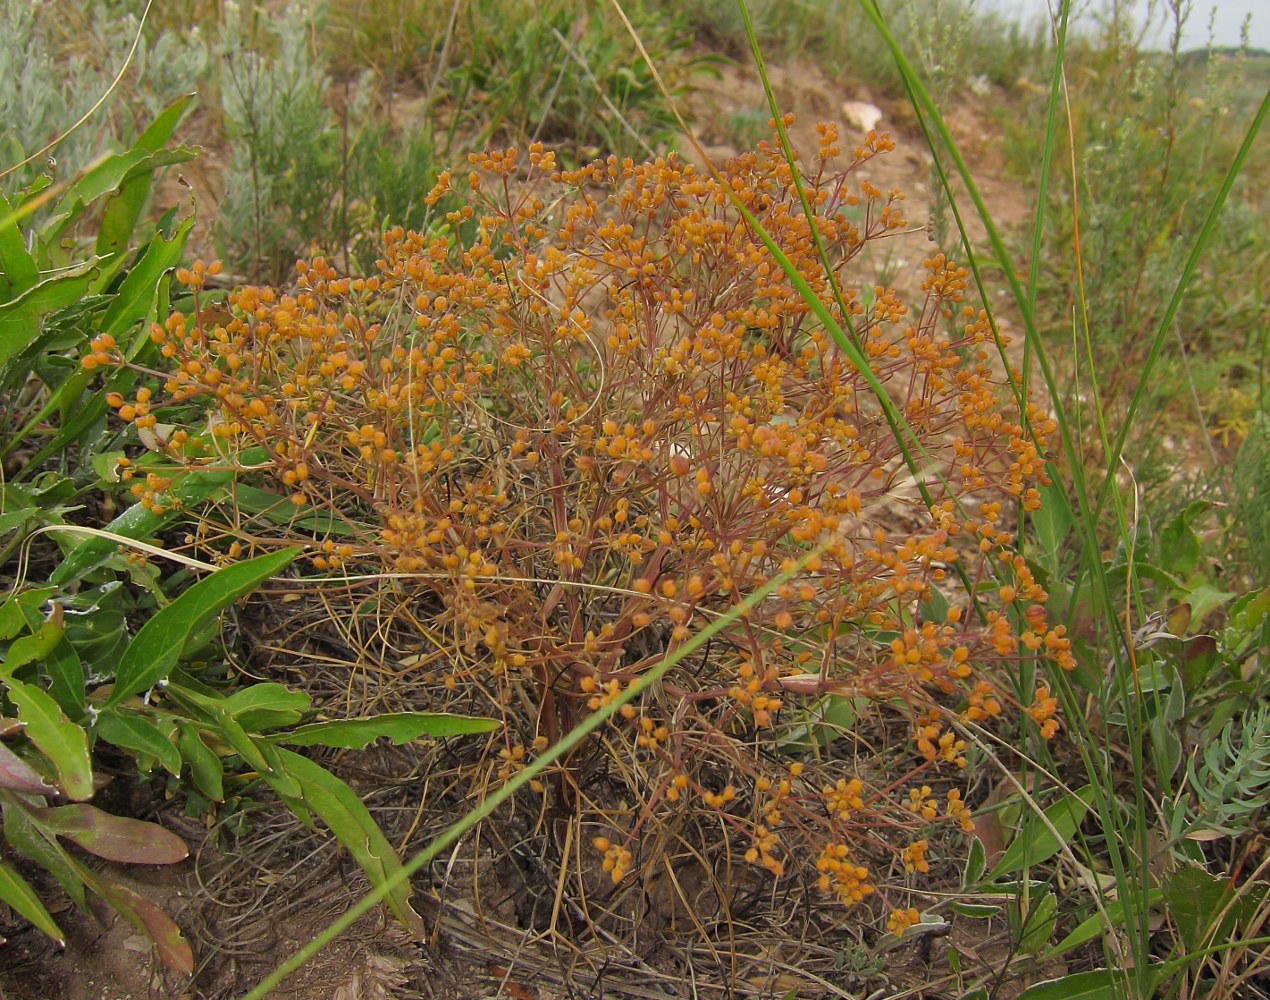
[86,122,1072,931]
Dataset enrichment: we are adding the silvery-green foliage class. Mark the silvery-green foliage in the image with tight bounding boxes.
[216,2,342,282]
[1187,703,1270,837]
[0,0,106,191]
[0,0,207,196]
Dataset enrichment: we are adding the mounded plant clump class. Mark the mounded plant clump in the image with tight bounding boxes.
[87,120,1071,935]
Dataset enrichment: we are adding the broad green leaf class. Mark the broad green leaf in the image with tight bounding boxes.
[98,219,193,340]
[204,705,278,781]
[1105,560,1183,592]
[45,148,195,245]
[43,637,85,719]
[1016,969,1123,1000]
[255,741,303,801]
[778,691,860,752]
[0,191,39,298]
[962,836,986,887]
[1047,889,1165,958]
[1,677,92,800]
[987,786,1094,880]
[272,747,425,939]
[276,711,500,749]
[1159,502,1205,577]
[14,381,105,474]
[61,601,128,684]
[919,582,950,624]
[1151,710,1182,780]
[1013,889,1057,953]
[106,547,300,708]
[229,484,362,536]
[97,95,195,258]
[221,683,309,732]
[0,505,35,535]
[1180,578,1236,627]
[0,860,64,945]
[0,619,65,675]
[176,722,224,801]
[1163,866,1240,954]
[1032,480,1073,571]
[0,588,52,639]
[89,873,194,974]
[94,709,183,776]
[0,800,87,910]
[1017,967,1161,1000]
[1230,587,1270,631]
[0,261,98,368]
[0,741,56,794]
[29,803,187,864]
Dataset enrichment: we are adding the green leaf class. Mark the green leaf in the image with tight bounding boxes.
[1105,560,1184,592]
[49,453,267,586]
[1230,587,1270,631]
[1180,577,1236,627]
[0,191,39,299]
[176,722,224,801]
[0,618,66,675]
[0,859,65,945]
[987,786,1094,880]
[96,95,195,259]
[945,900,1001,918]
[229,484,362,536]
[28,803,188,864]
[106,547,300,708]
[95,709,183,776]
[1031,480,1073,570]
[1016,969,1132,1000]
[204,706,281,783]
[1013,889,1057,954]
[0,505,36,536]
[276,711,500,749]
[0,261,98,368]
[44,148,195,247]
[919,582,950,624]
[255,741,304,800]
[1162,866,1240,954]
[0,588,52,639]
[99,218,193,338]
[1,677,93,800]
[0,800,87,910]
[963,836,986,887]
[221,683,309,732]
[0,741,56,794]
[60,593,128,683]
[89,873,194,974]
[1047,889,1165,958]
[271,747,425,939]
[43,637,86,720]
[1151,710,1183,780]
[1159,502,1205,577]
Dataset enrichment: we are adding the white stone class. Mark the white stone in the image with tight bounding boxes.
[841,100,884,134]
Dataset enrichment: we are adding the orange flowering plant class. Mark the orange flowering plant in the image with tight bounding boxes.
[85,120,1072,927]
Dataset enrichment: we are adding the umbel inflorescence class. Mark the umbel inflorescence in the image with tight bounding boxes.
[90,119,1071,929]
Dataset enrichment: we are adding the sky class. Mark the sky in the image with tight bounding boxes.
[978,0,1268,52]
